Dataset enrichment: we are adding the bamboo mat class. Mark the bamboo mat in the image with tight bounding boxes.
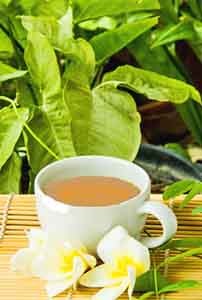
[0,194,202,300]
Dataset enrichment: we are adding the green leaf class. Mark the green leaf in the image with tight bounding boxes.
[137,292,154,300]
[16,79,36,107]
[159,280,202,293]
[0,107,29,169]
[74,0,160,23]
[128,32,183,78]
[64,80,93,155]
[0,27,14,59]
[0,0,11,6]
[135,269,170,292]
[0,61,27,82]
[159,0,178,23]
[24,31,75,173]
[161,237,202,250]
[151,20,196,49]
[9,17,27,48]
[103,65,202,104]
[79,16,117,31]
[159,248,202,268]
[21,6,73,51]
[65,82,141,160]
[25,30,61,101]
[163,179,196,200]
[0,152,22,193]
[31,0,69,18]
[187,0,202,20]
[90,17,158,63]
[128,32,202,145]
[189,21,202,63]
[180,182,202,208]
[62,38,95,84]
[89,83,141,160]
[192,206,202,214]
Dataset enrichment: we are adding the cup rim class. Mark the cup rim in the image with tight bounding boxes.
[35,155,151,209]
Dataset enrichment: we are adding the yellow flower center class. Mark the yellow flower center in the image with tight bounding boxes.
[108,254,145,279]
[60,248,87,273]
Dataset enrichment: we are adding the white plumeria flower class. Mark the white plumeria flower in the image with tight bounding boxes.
[11,229,46,276]
[80,226,150,300]
[11,229,96,298]
[32,241,96,297]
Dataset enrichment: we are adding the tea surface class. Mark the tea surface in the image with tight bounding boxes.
[43,176,140,206]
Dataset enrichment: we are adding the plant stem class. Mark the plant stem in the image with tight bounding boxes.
[152,250,160,300]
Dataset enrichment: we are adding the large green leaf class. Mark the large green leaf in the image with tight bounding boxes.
[74,83,140,160]
[74,0,160,23]
[0,107,29,169]
[25,31,61,100]
[90,17,158,63]
[64,81,93,155]
[0,28,14,59]
[103,65,201,104]
[24,31,75,173]
[0,61,27,82]
[0,152,22,193]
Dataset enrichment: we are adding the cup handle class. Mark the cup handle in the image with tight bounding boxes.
[138,201,177,248]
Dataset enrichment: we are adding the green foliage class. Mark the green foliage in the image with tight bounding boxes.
[74,0,160,23]
[135,269,170,292]
[161,237,202,250]
[163,179,202,210]
[159,280,202,293]
[90,17,158,63]
[0,28,14,59]
[0,152,22,193]
[158,248,202,268]
[163,179,197,200]
[0,106,28,170]
[0,62,27,82]
[0,0,201,194]
[104,65,201,104]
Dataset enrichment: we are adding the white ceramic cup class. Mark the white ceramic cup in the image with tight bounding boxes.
[35,156,177,253]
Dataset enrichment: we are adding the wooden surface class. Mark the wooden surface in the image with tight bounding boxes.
[0,194,202,299]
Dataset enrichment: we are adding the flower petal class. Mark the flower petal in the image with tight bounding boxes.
[127,266,136,298]
[72,256,87,289]
[92,277,129,300]
[11,248,35,276]
[123,238,150,275]
[32,250,67,281]
[97,226,129,264]
[27,229,46,250]
[46,279,73,297]
[81,253,97,269]
[80,264,123,287]
[97,226,150,275]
